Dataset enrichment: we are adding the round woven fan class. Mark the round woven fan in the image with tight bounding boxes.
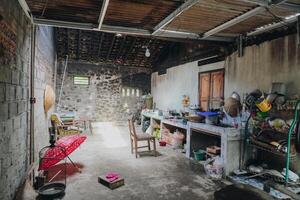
[44,85,55,113]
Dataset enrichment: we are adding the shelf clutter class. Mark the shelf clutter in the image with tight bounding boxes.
[142,82,300,199]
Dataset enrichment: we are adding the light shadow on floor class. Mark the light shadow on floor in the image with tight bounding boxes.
[91,122,128,148]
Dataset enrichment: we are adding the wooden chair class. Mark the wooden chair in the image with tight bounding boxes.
[128,118,157,158]
[50,114,82,138]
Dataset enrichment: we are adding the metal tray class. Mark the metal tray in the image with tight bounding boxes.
[38,182,66,197]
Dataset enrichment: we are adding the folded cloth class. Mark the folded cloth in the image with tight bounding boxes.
[106,172,119,182]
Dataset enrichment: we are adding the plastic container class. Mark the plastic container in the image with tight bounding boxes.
[159,141,167,146]
[193,149,206,161]
[205,116,218,125]
[171,130,184,149]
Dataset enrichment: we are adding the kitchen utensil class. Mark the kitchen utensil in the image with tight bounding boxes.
[231,92,241,102]
[270,82,286,95]
[266,93,278,104]
[197,111,219,125]
[38,182,66,198]
[248,165,264,174]
[245,89,262,109]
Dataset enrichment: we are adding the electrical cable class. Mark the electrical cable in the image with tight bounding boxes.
[265,7,291,29]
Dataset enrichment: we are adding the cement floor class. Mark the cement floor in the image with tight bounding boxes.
[23,122,222,200]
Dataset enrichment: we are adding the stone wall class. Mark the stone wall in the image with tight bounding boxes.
[0,1,56,199]
[56,62,150,122]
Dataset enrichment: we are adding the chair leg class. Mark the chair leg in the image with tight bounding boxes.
[148,140,151,151]
[130,138,133,154]
[134,140,138,158]
[153,138,157,157]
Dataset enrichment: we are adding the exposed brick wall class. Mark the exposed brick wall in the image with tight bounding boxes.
[56,62,150,121]
[0,1,55,199]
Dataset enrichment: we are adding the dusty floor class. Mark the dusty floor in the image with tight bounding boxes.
[23,122,222,200]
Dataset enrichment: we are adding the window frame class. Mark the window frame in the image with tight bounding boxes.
[73,75,90,85]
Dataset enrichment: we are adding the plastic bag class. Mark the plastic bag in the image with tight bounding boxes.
[171,130,184,149]
[204,156,223,180]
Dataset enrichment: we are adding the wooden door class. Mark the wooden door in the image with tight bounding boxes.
[199,70,224,111]
[199,73,210,111]
[210,70,224,109]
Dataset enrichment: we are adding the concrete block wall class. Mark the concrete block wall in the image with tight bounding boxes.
[0,1,56,199]
[56,62,150,121]
[0,1,31,199]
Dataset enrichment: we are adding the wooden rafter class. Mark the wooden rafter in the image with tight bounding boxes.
[123,37,137,64]
[77,30,81,60]
[115,36,127,60]
[97,32,104,58]
[106,35,116,60]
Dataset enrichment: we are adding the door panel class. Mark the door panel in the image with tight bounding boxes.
[211,70,224,103]
[199,73,210,111]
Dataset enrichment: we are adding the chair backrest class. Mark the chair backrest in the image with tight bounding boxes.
[51,113,63,127]
[128,118,137,138]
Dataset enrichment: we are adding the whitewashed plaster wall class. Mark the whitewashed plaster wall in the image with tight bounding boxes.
[151,61,225,111]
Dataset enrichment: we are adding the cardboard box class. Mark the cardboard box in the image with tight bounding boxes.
[206,146,221,155]
[98,175,124,190]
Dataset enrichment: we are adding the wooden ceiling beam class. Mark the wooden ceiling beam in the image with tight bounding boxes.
[97,0,110,30]
[152,0,201,35]
[18,0,33,22]
[32,18,232,42]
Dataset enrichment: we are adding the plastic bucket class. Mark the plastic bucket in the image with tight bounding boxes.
[256,98,272,112]
[193,150,206,161]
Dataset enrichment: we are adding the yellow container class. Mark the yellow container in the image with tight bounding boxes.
[256,98,272,112]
